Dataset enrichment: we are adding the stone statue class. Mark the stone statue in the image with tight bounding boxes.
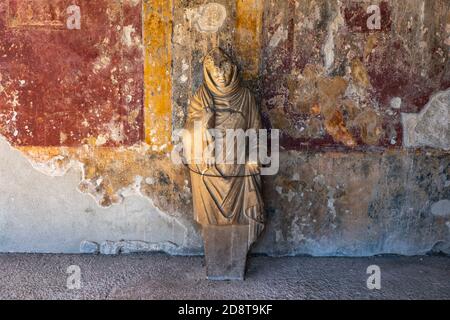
[183,48,265,280]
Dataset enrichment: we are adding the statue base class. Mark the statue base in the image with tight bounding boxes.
[202,225,251,281]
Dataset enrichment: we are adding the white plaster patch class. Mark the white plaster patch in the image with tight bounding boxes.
[431,200,450,217]
[269,25,288,48]
[96,135,107,146]
[327,189,337,220]
[402,89,450,150]
[0,134,203,255]
[179,74,188,83]
[119,176,143,198]
[107,121,125,143]
[27,154,73,177]
[98,240,178,255]
[5,90,20,107]
[390,97,402,109]
[80,240,99,254]
[182,59,189,72]
[323,8,344,73]
[287,216,307,243]
[93,54,111,73]
[186,3,227,33]
[122,25,139,48]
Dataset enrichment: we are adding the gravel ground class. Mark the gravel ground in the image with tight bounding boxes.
[0,254,448,300]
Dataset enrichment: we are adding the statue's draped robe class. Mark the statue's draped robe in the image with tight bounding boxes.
[184,63,265,246]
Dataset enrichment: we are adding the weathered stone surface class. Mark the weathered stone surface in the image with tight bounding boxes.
[431,241,450,255]
[80,241,99,254]
[203,225,250,280]
[431,200,450,217]
[0,133,449,256]
[99,241,120,255]
[0,136,203,254]
[1,254,449,299]
[402,90,450,151]
[254,150,450,256]
[101,240,179,255]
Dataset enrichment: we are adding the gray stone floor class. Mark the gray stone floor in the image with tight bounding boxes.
[0,254,448,300]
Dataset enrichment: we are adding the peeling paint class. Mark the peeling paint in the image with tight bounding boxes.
[0,0,449,257]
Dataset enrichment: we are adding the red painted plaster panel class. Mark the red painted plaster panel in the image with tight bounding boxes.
[0,0,143,146]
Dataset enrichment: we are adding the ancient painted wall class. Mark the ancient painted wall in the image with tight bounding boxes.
[0,0,449,255]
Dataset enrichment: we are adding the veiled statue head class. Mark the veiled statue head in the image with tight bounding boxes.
[203,48,239,92]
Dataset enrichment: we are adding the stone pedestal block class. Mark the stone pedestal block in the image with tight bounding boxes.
[202,225,251,281]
